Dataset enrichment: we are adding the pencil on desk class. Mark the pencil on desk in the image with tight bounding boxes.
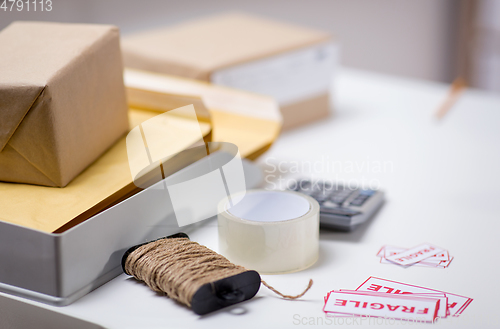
[435,77,467,120]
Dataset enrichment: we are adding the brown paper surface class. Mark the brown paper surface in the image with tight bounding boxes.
[281,93,330,130]
[122,12,331,80]
[0,109,211,233]
[0,22,129,187]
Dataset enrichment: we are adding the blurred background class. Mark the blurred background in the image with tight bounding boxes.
[1,0,499,93]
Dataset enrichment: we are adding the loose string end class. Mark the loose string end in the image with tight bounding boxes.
[261,279,313,300]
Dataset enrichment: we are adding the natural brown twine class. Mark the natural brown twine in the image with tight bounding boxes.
[261,279,313,300]
[124,237,313,307]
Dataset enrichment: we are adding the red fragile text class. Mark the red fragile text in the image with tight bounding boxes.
[366,284,412,294]
[393,247,436,262]
[334,299,429,314]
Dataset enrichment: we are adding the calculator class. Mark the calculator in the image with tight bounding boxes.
[289,179,385,231]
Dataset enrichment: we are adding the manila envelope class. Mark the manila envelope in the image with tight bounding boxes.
[0,107,211,233]
[124,68,283,160]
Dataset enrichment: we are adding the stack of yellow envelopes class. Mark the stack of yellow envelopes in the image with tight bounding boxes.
[0,70,282,233]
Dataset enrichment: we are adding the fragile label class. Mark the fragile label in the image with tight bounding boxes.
[385,243,443,266]
[323,291,439,322]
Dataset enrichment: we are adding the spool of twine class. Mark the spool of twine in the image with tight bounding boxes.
[123,237,313,308]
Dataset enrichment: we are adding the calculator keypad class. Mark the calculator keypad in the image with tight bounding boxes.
[288,179,383,230]
[291,179,376,216]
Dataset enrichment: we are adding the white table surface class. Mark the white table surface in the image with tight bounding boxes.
[3,68,500,328]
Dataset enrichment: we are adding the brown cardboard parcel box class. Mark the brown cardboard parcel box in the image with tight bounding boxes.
[122,12,338,130]
[0,22,129,187]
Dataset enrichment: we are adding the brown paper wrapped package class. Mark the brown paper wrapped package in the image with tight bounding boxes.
[121,12,332,130]
[0,22,129,187]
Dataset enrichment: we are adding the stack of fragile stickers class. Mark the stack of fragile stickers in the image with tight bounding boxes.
[377,243,453,268]
[323,277,473,323]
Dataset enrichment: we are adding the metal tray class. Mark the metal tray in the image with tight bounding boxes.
[0,152,261,306]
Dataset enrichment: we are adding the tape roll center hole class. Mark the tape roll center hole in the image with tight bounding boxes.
[227,191,310,222]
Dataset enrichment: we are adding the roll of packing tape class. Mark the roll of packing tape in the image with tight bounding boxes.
[218,189,320,274]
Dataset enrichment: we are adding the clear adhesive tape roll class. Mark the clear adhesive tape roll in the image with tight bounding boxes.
[218,189,320,274]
